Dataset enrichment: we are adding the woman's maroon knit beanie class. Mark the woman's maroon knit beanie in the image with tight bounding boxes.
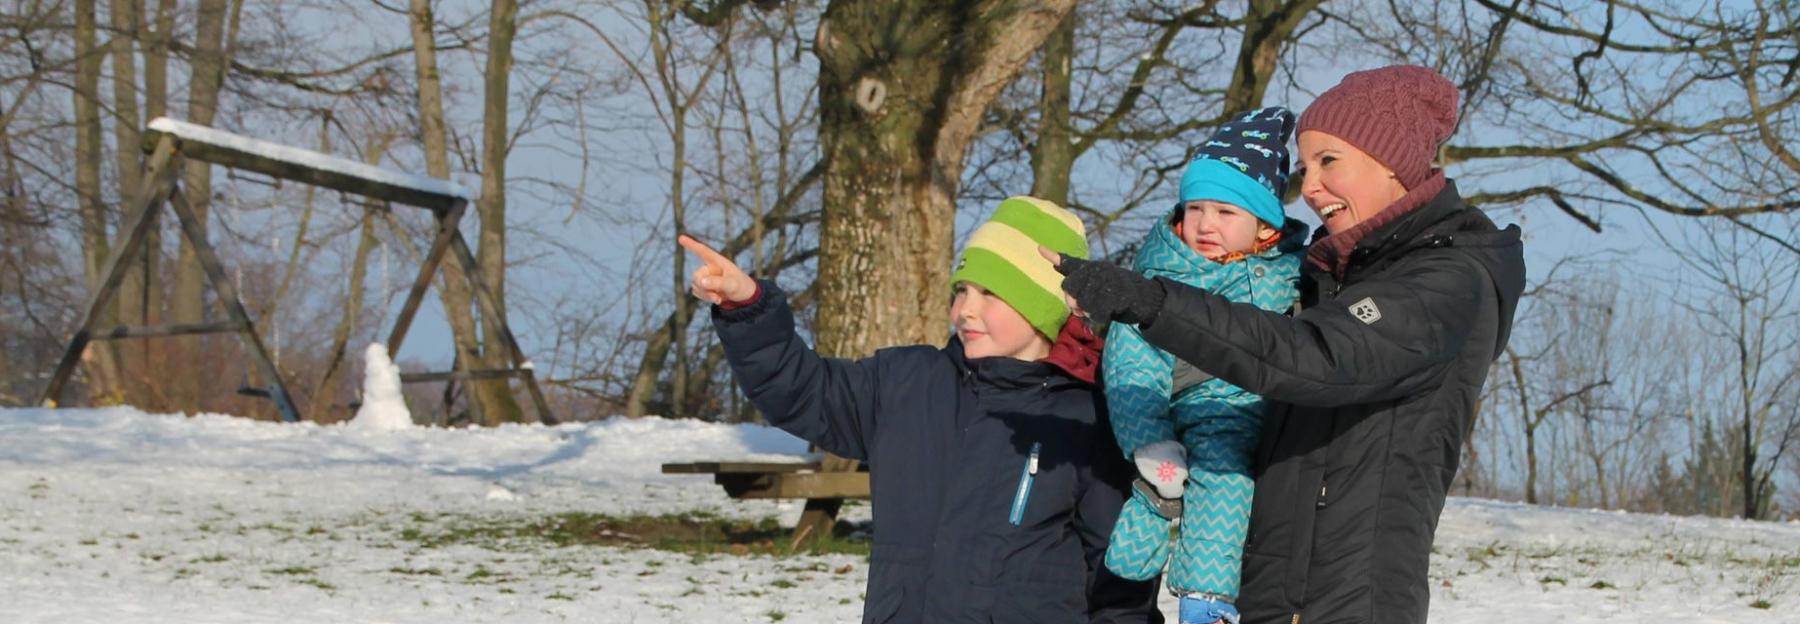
[1296,65,1460,189]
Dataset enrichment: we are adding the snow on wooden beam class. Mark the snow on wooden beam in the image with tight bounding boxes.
[144,117,473,211]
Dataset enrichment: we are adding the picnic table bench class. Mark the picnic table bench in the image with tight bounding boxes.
[663,458,870,545]
[661,460,869,499]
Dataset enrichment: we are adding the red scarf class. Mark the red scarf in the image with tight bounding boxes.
[1040,316,1104,384]
[1305,171,1446,278]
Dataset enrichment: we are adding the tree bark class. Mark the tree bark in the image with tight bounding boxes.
[142,0,176,122]
[653,1,694,419]
[1029,10,1074,205]
[408,0,490,424]
[813,0,1076,359]
[123,0,176,409]
[108,0,149,401]
[74,0,122,401]
[170,0,232,409]
[474,0,525,424]
[1221,0,1323,114]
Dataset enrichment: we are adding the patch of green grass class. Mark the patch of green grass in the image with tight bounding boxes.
[1465,541,1505,564]
[393,511,871,557]
[1538,576,1567,586]
[547,592,576,601]
[766,610,787,621]
[192,554,229,564]
[1588,580,1614,589]
[389,566,444,576]
[268,566,316,576]
[771,578,797,589]
[297,578,336,591]
[1752,600,1773,609]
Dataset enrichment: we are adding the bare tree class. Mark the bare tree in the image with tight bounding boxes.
[73,0,122,400]
[408,0,498,424]
[170,0,238,407]
[1676,219,1800,519]
[1332,1,1800,232]
[807,1,1076,358]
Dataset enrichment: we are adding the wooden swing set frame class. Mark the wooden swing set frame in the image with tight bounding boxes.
[39,117,555,424]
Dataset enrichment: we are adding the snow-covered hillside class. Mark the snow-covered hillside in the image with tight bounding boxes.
[3,407,1795,623]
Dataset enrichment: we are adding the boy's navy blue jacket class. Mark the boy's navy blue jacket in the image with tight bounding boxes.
[714,281,1163,624]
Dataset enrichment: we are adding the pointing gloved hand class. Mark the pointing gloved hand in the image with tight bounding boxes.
[1038,247,1168,328]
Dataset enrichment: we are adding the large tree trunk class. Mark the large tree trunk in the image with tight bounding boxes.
[73,0,122,401]
[812,0,1076,359]
[170,0,232,410]
[1028,10,1074,205]
[407,0,489,424]
[474,0,525,425]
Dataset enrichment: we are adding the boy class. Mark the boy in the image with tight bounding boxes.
[1102,107,1305,624]
[681,196,1161,624]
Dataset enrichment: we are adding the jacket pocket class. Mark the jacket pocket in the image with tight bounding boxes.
[1008,442,1042,526]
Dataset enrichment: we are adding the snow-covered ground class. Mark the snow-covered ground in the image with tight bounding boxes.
[3,407,1797,623]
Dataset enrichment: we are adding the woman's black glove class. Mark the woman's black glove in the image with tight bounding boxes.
[1041,248,1167,328]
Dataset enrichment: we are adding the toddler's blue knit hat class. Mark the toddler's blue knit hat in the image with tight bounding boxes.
[1178,106,1296,228]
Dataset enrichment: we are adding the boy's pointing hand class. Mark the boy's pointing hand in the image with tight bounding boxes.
[678,235,757,305]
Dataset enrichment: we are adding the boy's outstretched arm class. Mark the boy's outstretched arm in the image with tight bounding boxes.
[681,235,879,460]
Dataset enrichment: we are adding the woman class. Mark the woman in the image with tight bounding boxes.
[1043,65,1526,624]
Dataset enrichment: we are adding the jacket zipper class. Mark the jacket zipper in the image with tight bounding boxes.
[1009,442,1041,526]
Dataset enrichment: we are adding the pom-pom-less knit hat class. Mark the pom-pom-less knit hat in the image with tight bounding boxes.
[1180,106,1296,228]
[1295,65,1459,189]
[950,196,1089,340]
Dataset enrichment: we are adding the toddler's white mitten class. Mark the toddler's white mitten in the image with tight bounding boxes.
[1133,440,1188,499]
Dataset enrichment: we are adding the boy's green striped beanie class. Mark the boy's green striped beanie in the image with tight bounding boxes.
[950,196,1090,340]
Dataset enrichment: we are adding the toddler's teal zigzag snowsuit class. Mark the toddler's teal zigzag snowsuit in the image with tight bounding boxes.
[1103,209,1305,600]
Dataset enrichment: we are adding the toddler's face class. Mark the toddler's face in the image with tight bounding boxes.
[1179,200,1274,260]
[950,282,1051,361]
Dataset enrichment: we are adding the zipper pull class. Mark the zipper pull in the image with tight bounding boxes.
[1028,443,1041,475]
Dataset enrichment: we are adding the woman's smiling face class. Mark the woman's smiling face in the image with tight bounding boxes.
[1295,130,1409,233]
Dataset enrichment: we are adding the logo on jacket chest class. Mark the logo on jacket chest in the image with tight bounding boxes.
[1350,297,1382,324]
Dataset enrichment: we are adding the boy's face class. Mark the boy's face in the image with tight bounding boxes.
[1179,200,1276,260]
[951,282,1053,361]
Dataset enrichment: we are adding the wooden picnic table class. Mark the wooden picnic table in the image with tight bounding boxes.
[661,460,870,500]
